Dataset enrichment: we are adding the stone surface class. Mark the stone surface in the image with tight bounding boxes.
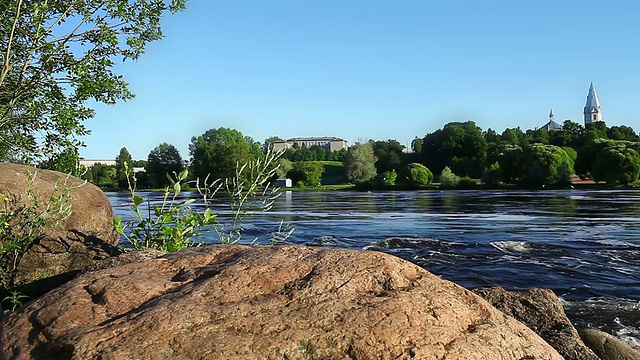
[473,286,600,360]
[0,163,120,290]
[0,245,563,360]
[579,328,640,360]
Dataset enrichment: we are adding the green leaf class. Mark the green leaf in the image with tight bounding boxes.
[133,196,144,206]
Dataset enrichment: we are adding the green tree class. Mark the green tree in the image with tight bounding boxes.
[562,120,585,147]
[607,125,638,142]
[344,142,377,184]
[522,144,574,185]
[411,137,423,153]
[421,121,486,177]
[371,139,404,174]
[583,122,608,143]
[482,162,502,187]
[399,163,433,188]
[189,128,257,181]
[146,143,185,188]
[591,143,640,184]
[496,145,524,184]
[83,163,117,188]
[115,147,133,189]
[287,162,324,186]
[575,138,613,178]
[526,128,550,145]
[275,158,294,179]
[38,147,80,175]
[501,127,527,148]
[0,0,187,163]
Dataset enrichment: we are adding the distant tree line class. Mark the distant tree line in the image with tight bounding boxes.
[40,120,640,189]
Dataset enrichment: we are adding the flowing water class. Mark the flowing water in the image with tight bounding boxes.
[108,189,640,345]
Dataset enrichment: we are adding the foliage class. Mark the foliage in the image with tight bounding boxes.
[591,144,640,184]
[214,147,285,244]
[421,121,486,177]
[115,147,133,189]
[115,166,217,252]
[457,176,478,189]
[482,162,502,187]
[146,143,185,188]
[438,166,459,188]
[275,158,294,179]
[288,162,325,186]
[189,127,261,182]
[607,125,639,142]
[0,172,74,290]
[2,290,29,315]
[380,170,397,186]
[371,139,404,174]
[399,163,433,188]
[0,0,187,163]
[344,141,377,184]
[82,163,117,188]
[526,128,550,145]
[522,144,574,186]
[38,147,83,176]
[411,137,423,153]
[575,138,613,178]
[116,147,288,249]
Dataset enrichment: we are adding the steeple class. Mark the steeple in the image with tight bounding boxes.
[549,107,554,122]
[584,81,603,125]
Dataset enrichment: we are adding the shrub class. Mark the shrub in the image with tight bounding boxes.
[116,147,290,249]
[400,163,433,188]
[439,166,459,188]
[482,162,502,187]
[457,176,478,189]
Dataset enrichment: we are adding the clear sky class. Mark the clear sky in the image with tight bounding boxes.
[80,0,640,160]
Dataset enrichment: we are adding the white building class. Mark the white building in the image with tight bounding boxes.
[273,137,348,152]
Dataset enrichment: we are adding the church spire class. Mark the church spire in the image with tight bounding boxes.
[584,81,603,125]
[549,107,554,121]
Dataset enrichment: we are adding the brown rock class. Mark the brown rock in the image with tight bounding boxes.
[0,163,120,291]
[0,245,563,359]
[474,286,599,360]
[579,328,640,360]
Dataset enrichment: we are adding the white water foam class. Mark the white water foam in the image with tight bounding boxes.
[490,241,536,254]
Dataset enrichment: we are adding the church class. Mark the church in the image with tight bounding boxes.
[540,82,604,130]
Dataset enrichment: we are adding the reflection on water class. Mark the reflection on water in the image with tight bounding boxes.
[109,189,640,342]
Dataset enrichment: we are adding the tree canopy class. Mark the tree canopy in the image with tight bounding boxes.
[344,141,377,184]
[189,127,261,181]
[0,0,186,163]
[146,143,185,187]
[421,121,486,178]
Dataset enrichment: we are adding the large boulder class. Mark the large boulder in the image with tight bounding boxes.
[0,163,120,291]
[0,245,563,359]
[578,328,640,360]
[473,286,599,360]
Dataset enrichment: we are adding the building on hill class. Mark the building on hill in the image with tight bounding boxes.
[273,137,348,152]
[540,108,563,131]
[584,81,603,126]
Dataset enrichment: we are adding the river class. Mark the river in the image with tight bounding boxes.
[108,189,640,345]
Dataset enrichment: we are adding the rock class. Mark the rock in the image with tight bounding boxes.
[473,286,600,360]
[0,163,120,292]
[579,328,640,360]
[0,245,563,359]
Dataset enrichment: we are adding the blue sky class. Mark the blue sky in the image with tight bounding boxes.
[81,0,640,160]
